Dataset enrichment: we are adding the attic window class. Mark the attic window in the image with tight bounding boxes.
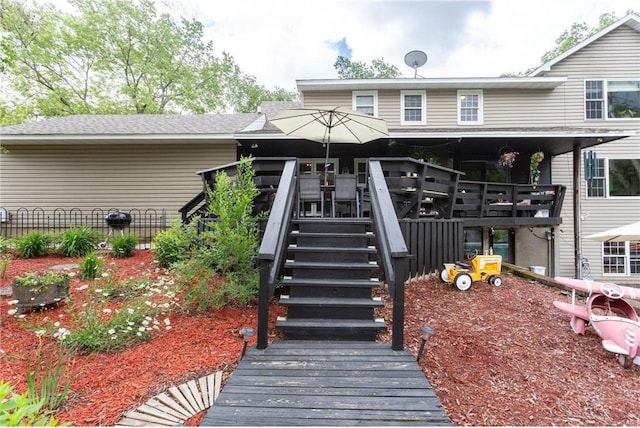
[401,90,426,125]
[457,90,483,125]
[352,91,377,116]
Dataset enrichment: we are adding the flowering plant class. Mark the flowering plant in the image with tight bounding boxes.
[530,151,545,188]
[498,151,518,168]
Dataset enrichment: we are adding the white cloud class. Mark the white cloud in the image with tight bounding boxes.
[39,0,638,88]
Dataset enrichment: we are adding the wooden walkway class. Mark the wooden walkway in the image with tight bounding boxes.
[201,340,451,426]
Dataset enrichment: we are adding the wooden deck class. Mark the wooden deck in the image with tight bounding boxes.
[201,340,451,426]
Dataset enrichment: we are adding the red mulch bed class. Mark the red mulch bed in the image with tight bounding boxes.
[1,250,638,426]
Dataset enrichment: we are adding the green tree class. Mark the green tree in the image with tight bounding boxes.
[0,0,294,119]
[334,56,402,79]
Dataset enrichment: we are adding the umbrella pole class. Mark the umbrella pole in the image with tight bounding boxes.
[324,133,331,187]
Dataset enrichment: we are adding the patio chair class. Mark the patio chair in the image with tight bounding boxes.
[332,174,359,217]
[298,174,324,217]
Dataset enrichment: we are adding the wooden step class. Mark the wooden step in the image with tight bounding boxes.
[276,317,387,341]
[287,245,377,254]
[281,277,382,288]
[279,296,384,308]
[284,261,379,270]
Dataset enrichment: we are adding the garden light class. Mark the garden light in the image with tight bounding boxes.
[239,327,255,359]
[416,324,434,362]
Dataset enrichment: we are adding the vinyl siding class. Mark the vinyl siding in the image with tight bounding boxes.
[0,142,236,221]
[549,25,640,285]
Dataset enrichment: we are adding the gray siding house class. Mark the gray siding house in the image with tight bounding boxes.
[1,14,638,285]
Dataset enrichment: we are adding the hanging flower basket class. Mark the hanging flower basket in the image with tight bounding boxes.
[530,151,545,188]
[498,151,518,168]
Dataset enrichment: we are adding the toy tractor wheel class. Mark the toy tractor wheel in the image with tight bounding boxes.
[491,276,503,287]
[439,269,449,283]
[454,273,473,291]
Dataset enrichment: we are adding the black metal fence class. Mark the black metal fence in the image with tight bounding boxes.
[0,207,167,243]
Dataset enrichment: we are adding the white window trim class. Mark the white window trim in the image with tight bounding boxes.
[601,241,640,277]
[400,90,426,125]
[352,91,378,117]
[586,157,640,199]
[457,90,483,125]
[584,78,640,121]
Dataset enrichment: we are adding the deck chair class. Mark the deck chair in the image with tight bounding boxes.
[332,174,359,217]
[298,174,323,217]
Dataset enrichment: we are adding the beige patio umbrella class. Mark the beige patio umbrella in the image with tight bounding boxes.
[270,106,388,185]
[584,221,640,242]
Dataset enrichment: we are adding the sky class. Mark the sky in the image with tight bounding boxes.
[46,0,637,91]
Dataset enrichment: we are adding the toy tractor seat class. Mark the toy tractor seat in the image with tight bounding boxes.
[455,261,471,269]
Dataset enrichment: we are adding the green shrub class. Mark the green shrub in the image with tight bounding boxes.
[14,232,51,258]
[79,252,104,279]
[0,236,9,253]
[110,234,137,258]
[152,221,194,268]
[0,381,61,426]
[57,226,102,257]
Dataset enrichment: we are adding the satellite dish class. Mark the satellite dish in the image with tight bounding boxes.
[404,50,428,77]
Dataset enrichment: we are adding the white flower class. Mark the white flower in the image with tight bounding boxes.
[53,328,70,340]
[127,308,134,314]
[108,329,116,335]
[95,288,103,293]
[138,327,145,332]
[68,272,76,278]
[127,321,134,326]
[103,308,112,313]
[7,300,19,305]
[35,329,47,337]
[54,321,60,327]
[101,272,109,278]
[163,318,171,326]
[7,309,17,316]
[76,285,89,291]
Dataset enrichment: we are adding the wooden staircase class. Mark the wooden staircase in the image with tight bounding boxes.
[276,218,387,341]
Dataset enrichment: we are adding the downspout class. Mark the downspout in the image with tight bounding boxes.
[573,144,582,279]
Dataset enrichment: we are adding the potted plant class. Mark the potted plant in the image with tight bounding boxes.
[11,271,70,314]
[529,151,545,188]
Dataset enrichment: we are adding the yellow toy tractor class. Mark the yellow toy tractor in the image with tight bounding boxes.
[440,252,503,291]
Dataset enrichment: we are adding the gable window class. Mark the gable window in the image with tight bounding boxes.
[585,79,640,120]
[457,90,483,125]
[400,90,426,125]
[352,91,377,116]
[602,241,640,277]
[587,158,640,198]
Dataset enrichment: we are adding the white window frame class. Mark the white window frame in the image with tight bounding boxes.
[457,90,483,125]
[584,79,640,120]
[400,90,426,125]
[586,157,640,199]
[352,91,378,117]
[601,241,640,277]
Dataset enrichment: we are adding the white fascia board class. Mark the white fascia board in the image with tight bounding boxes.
[389,129,635,139]
[0,134,237,144]
[296,77,567,91]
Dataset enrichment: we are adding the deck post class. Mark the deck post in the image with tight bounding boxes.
[257,259,270,349]
[391,257,406,351]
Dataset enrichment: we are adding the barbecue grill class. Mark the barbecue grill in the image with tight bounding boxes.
[105,211,132,232]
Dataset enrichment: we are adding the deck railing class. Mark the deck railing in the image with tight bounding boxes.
[368,160,410,351]
[256,159,298,349]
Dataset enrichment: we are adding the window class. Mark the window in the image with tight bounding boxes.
[400,90,426,125]
[352,91,377,116]
[457,90,483,125]
[602,241,640,276]
[585,79,640,120]
[586,158,640,198]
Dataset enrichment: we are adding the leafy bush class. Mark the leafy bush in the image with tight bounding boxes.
[14,232,52,258]
[0,381,61,426]
[110,234,137,258]
[57,226,102,257]
[0,236,9,253]
[152,221,195,268]
[79,252,104,280]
